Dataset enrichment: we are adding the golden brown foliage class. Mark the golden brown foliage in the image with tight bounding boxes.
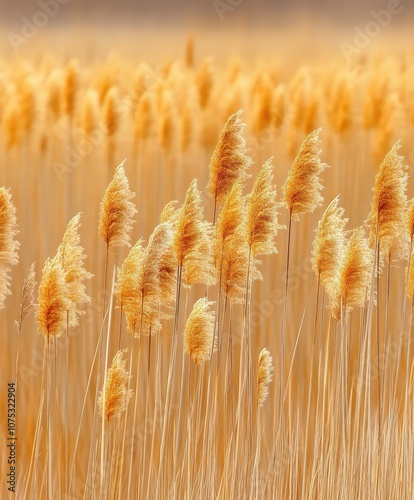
[214,181,245,270]
[173,179,215,286]
[36,257,71,340]
[56,213,92,326]
[331,227,373,321]
[311,196,348,295]
[245,159,281,257]
[184,297,215,364]
[283,128,327,220]
[221,226,260,304]
[370,143,408,260]
[208,109,252,206]
[118,223,173,335]
[98,349,132,423]
[0,187,19,308]
[16,262,36,332]
[99,160,137,248]
[257,348,273,407]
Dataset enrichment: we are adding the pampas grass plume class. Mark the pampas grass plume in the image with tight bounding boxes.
[283,128,327,220]
[99,160,137,248]
[184,297,215,364]
[257,348,273,407]
[98,349,132,423]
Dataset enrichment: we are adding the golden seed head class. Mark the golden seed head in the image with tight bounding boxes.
[184,297,215,364]
[257,348,273,407]
[99,160,137,248]
[98,349,132,423]
[283,128,328,220]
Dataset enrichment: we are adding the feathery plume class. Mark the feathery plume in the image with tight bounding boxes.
[36,258,71,340]
[257,348,273,407]
[56,213,92,326]
[208,110,252,209]
[98,349,132,423]
[214,181,245,269]
[331,227,373,321]
[283,128,327,220]
[184,297,215,364]
[311,196,348,294]
[0,187,19,308]
[370,142,408,260]
[16,262,36,332]
[120,224,173,335]
[221,226,260,304]
[174,179,215,286]
[99,160,137,248]
[245,159,281,257]
[159,203,180,304]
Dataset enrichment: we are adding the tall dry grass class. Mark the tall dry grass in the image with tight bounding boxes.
[1,29,414,499]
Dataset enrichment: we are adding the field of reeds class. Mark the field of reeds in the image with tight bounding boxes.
[2,24,414,499]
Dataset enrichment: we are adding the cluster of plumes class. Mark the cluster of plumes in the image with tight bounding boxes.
[311,197,348,297]
[283,128,328,220]
[257,348,273,407]
[99,160,137,248]
[0,187,19,308]
[312,196,373,321]
[330,227,373,322]
[15,263,36,333]
[184,298,215,364]
[370,142,408,262]
[115,223,172,336]
[36,214,92,341]
[98,349,133,423]
[208,109,252,211]
[210,118,282,303]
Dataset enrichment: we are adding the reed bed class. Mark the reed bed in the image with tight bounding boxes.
[1,30,414,499]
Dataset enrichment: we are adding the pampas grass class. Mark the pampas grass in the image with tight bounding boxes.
[5,34,414,500]
[0,187,19,308]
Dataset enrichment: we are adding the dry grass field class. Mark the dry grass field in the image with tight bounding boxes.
[1,19,414,499]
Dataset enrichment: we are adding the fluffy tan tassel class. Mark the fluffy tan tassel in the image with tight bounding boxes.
[311,196,348,295]
[257,348,273,407]
[36,257,71,340]
[98,349,132,423]
[56,213,92,326]
[331,227,373,321]
[370,142,408,261]
[283,128,327,220]
[99,160,137,248]
[184,297,215,364]
[208,110,252,216]
[0,187,19,308]
[245,159,281,257]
